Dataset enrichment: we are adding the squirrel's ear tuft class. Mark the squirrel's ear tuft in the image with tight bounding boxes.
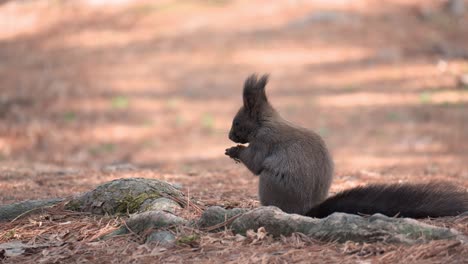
[243,74,269,114]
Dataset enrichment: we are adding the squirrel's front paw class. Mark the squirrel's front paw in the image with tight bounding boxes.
[225,145,244,161]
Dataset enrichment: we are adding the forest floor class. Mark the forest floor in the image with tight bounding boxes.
[0,0,467,263]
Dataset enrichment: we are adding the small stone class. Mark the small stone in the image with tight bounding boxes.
[139,198,181,213]
[126,211,186,235]
[146,231,176,246]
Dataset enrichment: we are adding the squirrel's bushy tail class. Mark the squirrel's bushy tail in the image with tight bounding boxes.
[306,183,468,218]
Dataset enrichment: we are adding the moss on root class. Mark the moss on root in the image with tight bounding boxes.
[65,200,82,211]
[65,178,186,215]
[176,234,200,246]
[116,192,161,215]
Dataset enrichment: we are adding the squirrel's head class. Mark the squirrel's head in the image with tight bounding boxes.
[229,74,272,144]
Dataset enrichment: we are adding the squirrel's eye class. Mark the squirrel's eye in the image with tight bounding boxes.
[234,121,239,127]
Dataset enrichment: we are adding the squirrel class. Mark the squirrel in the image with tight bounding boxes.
[225,74,468,218]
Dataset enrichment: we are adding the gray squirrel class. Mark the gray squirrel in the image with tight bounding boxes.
[225,74,468,218]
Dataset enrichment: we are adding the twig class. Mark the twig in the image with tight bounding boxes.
[10,204,56,223]
[201,213,244,232]
[187,187,191,213]
[164,194,204,214]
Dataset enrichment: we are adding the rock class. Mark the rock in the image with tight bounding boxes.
[103,210,187,241]
[0,198,64,222]
[65,178,185,215]
[125,211,187,235]
[139,197,181,214]
[229,207,466,244]
[146,231,176,246]
[198,206,249,231]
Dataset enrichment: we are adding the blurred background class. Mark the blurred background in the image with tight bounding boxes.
[0,0,467,203]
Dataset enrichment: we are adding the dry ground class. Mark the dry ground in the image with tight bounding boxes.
[0,0,467,263]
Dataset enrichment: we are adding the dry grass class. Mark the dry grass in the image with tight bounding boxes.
[1,207,467,263]
[1,169,467,263]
